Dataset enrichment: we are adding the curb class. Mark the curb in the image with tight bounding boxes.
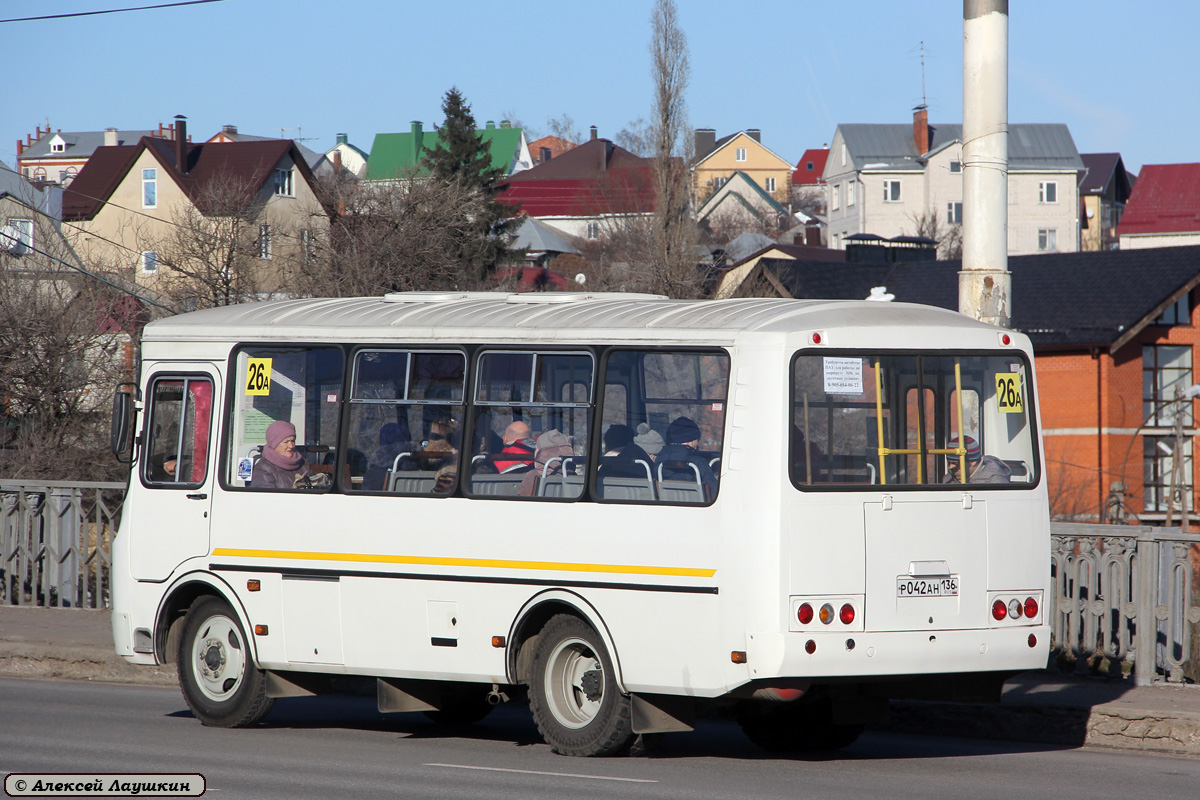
[0,643,177,687]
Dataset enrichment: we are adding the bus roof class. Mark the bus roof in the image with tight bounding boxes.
[142,293,1007,345]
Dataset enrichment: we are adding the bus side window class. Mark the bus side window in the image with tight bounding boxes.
[597,349,729,505]
[143,377,213,487]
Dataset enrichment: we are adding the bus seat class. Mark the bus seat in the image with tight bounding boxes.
[388,471,437,493]
[468,474,524,496]
[657,461,705,504]
[597,458,656,501]
[537,457,584,498]
[1004,460,1029,479]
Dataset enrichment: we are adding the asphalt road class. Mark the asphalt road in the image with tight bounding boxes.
[3,678,1199,800]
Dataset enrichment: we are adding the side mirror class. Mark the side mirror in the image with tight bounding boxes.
[110,386,136,460]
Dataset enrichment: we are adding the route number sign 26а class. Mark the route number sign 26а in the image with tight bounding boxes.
[245,358,273,396]
[995,372,1023,414]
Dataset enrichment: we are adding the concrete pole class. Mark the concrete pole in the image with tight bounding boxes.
[960,0,1010,327]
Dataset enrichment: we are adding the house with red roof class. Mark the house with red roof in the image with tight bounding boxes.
[63,117,329,305]
[1118,163,1200,250]
[791,147,829,187]
[496,136,656,241]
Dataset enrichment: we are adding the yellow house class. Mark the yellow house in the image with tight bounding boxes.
[692,129,793,205]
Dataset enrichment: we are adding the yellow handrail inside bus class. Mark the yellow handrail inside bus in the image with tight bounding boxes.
[874,360,886,484]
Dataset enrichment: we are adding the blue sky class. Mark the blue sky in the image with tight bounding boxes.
[5,0,1198,175]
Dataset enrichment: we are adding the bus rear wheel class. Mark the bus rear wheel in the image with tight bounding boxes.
[177,596,273,728]
[736,696,863,753]
[529,614,633,756]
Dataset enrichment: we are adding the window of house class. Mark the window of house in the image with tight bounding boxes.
[1156,294,1192,326]
[947,202,963,224]
[141,251,158,274]
[736,147,747,162]
[346,349,467,494]
[62,167,77,186]
[51,142,64,153]
[950,160,962,173]
[883,180,901,202]
[300,229,315,260]
[713,177,726,191]
[586,221,600,240]
[806,161,814,171]
[3,218,34,255]
[1143,345,1193,428]
[274,168,294,197]
[841,144,847,166]
[33,167,46,180]
[846,180,855,206]
[831,184,841,211]
[832,232,841,249]
[142,168,157,208]
[1144,436,1192,514]
[258,224,271,259]
[765,176,777,193]
[1039,181,1058,204]
[1037,228,1057,251]
[227,346,345,490]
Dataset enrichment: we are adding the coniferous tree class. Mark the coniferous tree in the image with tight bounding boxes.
[424,87,517,279]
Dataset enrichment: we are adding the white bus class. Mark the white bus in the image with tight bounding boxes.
[109,292,1050,756]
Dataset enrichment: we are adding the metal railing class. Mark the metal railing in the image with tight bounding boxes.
[1051,522,1200,684]
[1,480,125,609]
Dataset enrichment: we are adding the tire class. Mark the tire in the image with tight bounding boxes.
[423,683,495,726]
[736,696,863,753]
[528,614,633,756]
[177,596,273,728]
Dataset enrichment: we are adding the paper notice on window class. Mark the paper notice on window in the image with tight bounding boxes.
[823,357,864,395]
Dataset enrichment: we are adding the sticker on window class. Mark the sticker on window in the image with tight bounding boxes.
[996,373,1023,413]
[823,357,863,395]
[245,358,272,396]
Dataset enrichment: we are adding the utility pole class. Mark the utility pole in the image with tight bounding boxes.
[960,0,1010,327]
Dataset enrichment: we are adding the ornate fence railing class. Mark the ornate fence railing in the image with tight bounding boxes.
[1051,522,1200,685]
[1,480,126,610]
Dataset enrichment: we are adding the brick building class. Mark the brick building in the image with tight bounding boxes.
[719,245,1200,523]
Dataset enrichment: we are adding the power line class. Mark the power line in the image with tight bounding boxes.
[8,241,175,312]
[0,0,225,24]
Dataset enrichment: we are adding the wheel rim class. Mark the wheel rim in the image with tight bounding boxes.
[543,636,604,729]
[190,613,246,703]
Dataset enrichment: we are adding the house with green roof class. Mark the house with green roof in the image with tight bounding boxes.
[364,120,531,182]
[696,170,792,238]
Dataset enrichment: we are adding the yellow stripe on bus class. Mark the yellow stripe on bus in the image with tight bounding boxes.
[210,548,716,578]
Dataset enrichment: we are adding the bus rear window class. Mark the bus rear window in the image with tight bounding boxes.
[791,353,1037,488]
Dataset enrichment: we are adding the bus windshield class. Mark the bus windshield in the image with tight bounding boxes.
[791,352,1037,488]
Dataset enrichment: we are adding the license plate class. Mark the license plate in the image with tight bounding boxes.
[897,576,959,597]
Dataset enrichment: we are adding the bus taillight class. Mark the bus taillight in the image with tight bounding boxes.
[839,603,855,625]
[797,603,814,624]
[1007,599,1022,619]
[1023,597,1039,618]
[991,599,1007,621]
[819,603,835,624]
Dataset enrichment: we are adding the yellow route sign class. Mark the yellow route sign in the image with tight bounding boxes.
[245,358,272,396]
[996,372,1023,413]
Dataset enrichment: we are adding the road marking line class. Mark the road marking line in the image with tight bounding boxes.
[424,763,656,783]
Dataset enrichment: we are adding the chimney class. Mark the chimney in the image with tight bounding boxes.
[17,140,23,156]
[486,120,496,130]
[222,124,238,136]
[336,133,347,145]
[599,140,612,173]
[104,128,118,147]
[590,125,598,141]
[694,128,716,157]
[912,105,929,154]
[333,150,342,172]
[411,121,424,163]
[174,115,187,173]
[500,119,511,129]
[746,128,762,143]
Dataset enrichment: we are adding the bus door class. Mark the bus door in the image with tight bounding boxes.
[131,368,219,581]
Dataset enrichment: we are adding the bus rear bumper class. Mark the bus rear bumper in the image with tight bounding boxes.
[745,625,1050,682]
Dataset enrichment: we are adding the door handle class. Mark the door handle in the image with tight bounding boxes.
[186,493,208,500]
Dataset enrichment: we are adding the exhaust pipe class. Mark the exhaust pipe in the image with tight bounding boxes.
[486,686,510,705]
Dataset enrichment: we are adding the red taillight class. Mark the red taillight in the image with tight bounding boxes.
[797,603,814,625]
[1002,334,1011,345]
[992,599,1007,621]
[1023,597,1039,618]
[804,639,817,654]
[839,603,855,625]
[1028,633,1038,648]
[811,332,822,344]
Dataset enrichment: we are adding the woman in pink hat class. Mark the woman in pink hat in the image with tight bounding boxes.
[251,420,316,489]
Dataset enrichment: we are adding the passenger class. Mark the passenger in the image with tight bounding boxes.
[362,421,412,491]
[656,416,718,500]
[149,453,178,482]
[494,421,535,472]
[518,429,576,496]
[943,434,1011,484]
[633,423,665,462]
[598,424,652,479]
[251,420,320,489]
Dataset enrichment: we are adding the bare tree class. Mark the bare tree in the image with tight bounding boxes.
[648,0,701,298]
[545,113,585,145]
[908,207,963,260]
[289,171,499,297]
[613,117,653,157]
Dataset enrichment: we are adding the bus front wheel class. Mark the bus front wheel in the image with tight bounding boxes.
[177,596,274,727]
[529,614,633,756]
